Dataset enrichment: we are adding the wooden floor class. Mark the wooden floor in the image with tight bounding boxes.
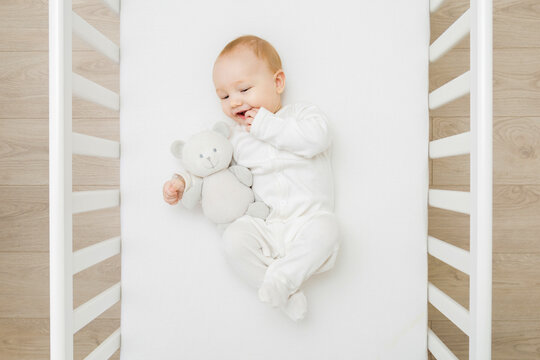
[0,0,538,359]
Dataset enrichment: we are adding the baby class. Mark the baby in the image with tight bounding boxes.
[162,35,340,321]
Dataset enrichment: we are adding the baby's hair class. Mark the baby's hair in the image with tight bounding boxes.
[217,35,283,74]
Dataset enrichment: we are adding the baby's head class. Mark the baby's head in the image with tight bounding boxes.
[213,35,285,126]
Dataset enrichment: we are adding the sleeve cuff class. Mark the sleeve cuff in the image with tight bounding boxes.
[250,106,275,139]
[174,170,192,191]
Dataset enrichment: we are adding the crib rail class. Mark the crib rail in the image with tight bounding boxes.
[428,0,492,359]
[49,0,121,359]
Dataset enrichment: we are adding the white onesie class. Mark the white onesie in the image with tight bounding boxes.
[177,102,340,311]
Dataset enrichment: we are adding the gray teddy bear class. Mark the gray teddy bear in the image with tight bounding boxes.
[170,122,270,226]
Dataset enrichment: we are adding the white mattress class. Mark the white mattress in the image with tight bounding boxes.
[120,1,429,359]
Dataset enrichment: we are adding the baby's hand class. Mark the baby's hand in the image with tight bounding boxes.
[244,108,259,132]
[162,174,185,205]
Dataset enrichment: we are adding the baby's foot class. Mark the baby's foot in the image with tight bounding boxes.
[280,291,307,322]
[258,280,290,308]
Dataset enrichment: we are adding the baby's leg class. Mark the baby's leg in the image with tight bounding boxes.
[260,212,341,305]
[221,216,275,289]
[221,216,310,321]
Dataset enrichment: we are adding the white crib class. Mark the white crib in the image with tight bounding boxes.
[49,0,492,359]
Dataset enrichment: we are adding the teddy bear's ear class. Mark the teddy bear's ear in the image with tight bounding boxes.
[170,140,185,159]
[212,121,231,139]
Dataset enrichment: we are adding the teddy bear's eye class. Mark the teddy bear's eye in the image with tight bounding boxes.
[199,154,203,158]
[213,148,217,152]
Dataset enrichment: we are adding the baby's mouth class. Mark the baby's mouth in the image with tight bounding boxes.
[236,110,249,120]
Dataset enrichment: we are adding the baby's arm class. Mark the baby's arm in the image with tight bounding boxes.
[248,102,332,158]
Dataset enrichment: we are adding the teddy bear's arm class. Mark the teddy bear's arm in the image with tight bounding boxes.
[228,165,253,187]
[180,178,202,209]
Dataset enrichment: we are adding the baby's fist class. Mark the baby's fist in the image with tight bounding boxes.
[244,108,259,132]
[163,174,185,205]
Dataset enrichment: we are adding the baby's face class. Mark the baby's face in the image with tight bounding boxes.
[213,47,285,127]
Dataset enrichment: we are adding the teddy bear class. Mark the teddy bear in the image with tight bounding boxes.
[170,121,270,226]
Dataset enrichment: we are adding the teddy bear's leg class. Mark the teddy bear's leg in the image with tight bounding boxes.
[246,201,270,220]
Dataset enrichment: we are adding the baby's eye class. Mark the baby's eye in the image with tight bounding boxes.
[241,88,251,92]
[221,95,229,100]
[213,148,217,152]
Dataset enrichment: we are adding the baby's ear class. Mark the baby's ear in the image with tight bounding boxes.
[170,140,185,159]
[213,121,231,138]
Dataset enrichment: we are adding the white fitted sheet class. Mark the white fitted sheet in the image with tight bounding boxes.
[120,0,429,359]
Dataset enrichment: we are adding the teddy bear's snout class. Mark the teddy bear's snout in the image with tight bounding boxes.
[203,154,219,169]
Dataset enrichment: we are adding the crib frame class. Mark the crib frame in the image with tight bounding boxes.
[49,0,492,359]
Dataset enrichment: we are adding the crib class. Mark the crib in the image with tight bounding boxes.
[49,0,492,359]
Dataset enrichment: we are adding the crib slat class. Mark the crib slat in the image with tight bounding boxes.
[430,0,446,13]
[100,0,120,15]
[83,328,120,360]
[72,189,120,214]
[429,131,470,159]
[429,71,470,110]
[428,189,471,214]
[428,189,470,214]
[72,72,120,111]
[428,329,460,360]
[72,132,120,158]
[73,236,121,275]
[428,236,470,274]
[73,283,121,334]
[428,282,470,335]
[72,11,119,63]
[430,9,470,63]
